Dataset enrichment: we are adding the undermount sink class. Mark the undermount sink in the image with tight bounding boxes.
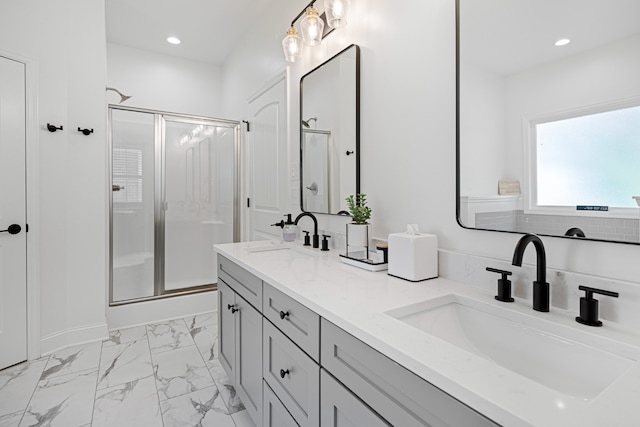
[385,294,639,401]
[245,241,321,256]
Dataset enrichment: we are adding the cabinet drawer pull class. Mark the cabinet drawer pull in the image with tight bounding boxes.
[231,307,239,313]
[279,310,290,320]
[280,369,290,379]
[227,304,234,310]
[228,304,239,313]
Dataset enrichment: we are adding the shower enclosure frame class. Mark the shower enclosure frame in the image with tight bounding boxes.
[108,105,241,306]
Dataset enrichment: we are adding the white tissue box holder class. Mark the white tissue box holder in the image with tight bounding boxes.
[388,233,438,282]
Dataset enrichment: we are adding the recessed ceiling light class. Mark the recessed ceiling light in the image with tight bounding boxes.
[166,36,181,45]
[555,38,571,47]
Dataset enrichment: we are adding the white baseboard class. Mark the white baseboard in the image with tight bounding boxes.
[40,322,109,356]
[106,290,217,331]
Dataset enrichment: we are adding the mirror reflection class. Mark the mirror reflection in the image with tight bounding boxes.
[457,0,640,243]
[300,44,360,215]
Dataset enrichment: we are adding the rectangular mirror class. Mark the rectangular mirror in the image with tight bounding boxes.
[300,44,360,215]
[457,0,640,244]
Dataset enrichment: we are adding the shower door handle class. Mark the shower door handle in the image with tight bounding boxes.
[0,224,21,235]
[112,184,125,192]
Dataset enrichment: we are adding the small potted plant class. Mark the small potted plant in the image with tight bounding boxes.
[345,193,372,248]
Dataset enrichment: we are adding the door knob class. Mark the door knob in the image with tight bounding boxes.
[0,224,21,235]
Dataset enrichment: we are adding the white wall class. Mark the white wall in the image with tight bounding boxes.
[459,64,508,196]
[107,43,224,118]
[0,0,108,354]
[504,34,640,183]
[222,0,640,284]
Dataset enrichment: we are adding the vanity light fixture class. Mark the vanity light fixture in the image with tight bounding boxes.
[166,36,181,45]
[323,0,350,28]
[282,0,351,62]
[282,26,304,62]
[554,38,571,46]
[301,5,325,46]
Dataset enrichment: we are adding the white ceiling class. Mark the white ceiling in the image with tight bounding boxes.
[461,0,640,76]
[105,0,275,65]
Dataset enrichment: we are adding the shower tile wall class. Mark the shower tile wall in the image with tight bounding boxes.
[475,210,640,242]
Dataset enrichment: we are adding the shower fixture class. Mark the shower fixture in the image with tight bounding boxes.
[106,87,132,104]
[302,117,317,128]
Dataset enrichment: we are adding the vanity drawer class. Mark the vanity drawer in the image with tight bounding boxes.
[217,255,262,310]
[264,320,319,427]
[263,380,299,427]
[320,319,498,427]
[263,282,320,362]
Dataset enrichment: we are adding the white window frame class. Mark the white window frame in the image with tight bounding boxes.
[523,96,640,219]
[112,146,145,207]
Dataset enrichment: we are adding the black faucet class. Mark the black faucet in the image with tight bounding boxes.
[511,233,550,312]
[564,227,586,238]
[295,212,319,248]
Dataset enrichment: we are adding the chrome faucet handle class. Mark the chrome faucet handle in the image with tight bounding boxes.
[575,285,619,327]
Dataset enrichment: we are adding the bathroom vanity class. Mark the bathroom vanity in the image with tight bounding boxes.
[215,241,640,426]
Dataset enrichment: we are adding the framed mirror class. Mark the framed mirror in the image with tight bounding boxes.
[300,44,360,215]
[457,0,640,244]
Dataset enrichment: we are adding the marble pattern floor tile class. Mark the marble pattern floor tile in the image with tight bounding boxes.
[192,323,219,366]
[102,326,147,348]
[20,369,98,427]
[97,339,153,390]
[208,358,245,414]
[184,312,217,331]
[92,375,162,427]
[153,345,215,401]
[0,359,48,417]
[147,320,194,354]
[40,342,102,381]
[0,411,24,427]
[159,386,234,427]
[0,312,249,427]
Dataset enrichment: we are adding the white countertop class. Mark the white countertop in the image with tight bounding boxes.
[214,241,640,427]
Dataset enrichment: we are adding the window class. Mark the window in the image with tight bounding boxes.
[112,148,143,204]
[534,104,640,209]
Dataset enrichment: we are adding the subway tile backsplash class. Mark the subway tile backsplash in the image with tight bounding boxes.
[475,210,640,242]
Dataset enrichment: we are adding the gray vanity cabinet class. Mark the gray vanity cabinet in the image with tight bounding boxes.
[263,319,320,427]
[263,380,299,427]
[217,254,499,427]
[218,278,236,380]
[217,256,263,426]
[320,319,499,427]
[320,369,390,427]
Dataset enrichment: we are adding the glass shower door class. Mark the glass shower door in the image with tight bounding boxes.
[162,117,238,292]
[110,106,239,304]
[110,109,156,301]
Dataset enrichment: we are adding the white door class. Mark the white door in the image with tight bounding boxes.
[0,56,27,370]
[246,77,288,241]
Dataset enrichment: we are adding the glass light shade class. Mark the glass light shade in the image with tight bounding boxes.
[323,0,350,28]
[282,26,303,62]
[300,6,324,47]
